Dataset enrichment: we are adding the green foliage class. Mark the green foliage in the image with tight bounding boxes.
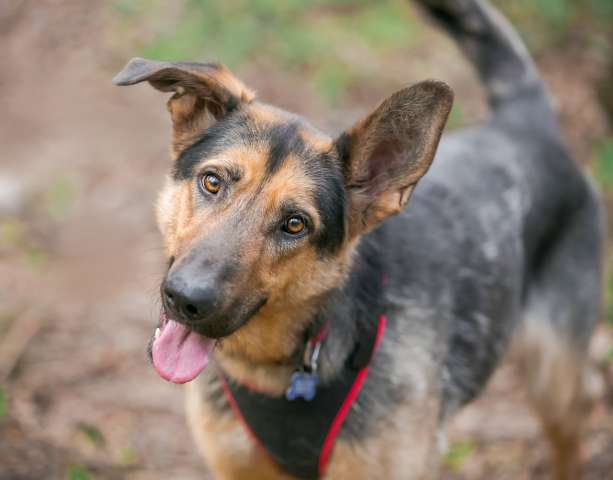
[25,246,48,271]
[493,0,574,50]
[66,465,93,480]
[532,0,573,26]
[446,103,465,131]
[588,0,613,17]
[494,0,613,51]
[0,386,7,418]
[0,218,48,271]
[0,218,24,247]
[112,0,155,16]
[111,0,611,105]
[45,176,77,221]
[76,422,106,448]
[114,0,420,104]
[443,440,475,472]
[312,63,355,104]
[605,271,613,326]
[345,2,417,50]
[117,447,139,465]
[594,139,613,191]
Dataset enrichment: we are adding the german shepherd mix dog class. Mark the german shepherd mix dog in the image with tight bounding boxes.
[114,0,603,478]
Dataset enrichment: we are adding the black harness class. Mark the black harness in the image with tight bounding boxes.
[219,315,386,479]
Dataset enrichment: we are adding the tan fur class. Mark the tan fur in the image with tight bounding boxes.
[112,58,255,158]
[324,401,441,480]
[129,59,454,479]
[185,314,445,480]
[247,103,290,125]
[247,103,334,154]
[158,145,268,257]
[216,241,356,393]
[185,381,294,480]
[155,143,357,392]
[341,81,453,237]
[513,320,596,480]
[166,75,252,158]
[168,95,219,160]
[263,156,322,229]
[186,376,442,480]
[298,128,334,153]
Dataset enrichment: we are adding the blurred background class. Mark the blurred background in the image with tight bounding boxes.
[0,0,612,479]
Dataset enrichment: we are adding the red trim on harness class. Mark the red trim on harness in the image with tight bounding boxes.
[219,315,386,478]
[317,315,387,475]
[309,321,331,346]
[222,321,332,396]
[219,373,275,464]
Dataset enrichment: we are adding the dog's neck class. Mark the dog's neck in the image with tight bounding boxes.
[214,238,385,395]
[213,292,352,395]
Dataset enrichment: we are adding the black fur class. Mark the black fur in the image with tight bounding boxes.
[173,109,255,180]
[199,0,604,446]
[125,1,604,475]
[306,154,346,254]
[174,107,347,255]
[265,122,305,175]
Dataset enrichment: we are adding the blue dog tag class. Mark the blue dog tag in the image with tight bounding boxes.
[285,370,319,401]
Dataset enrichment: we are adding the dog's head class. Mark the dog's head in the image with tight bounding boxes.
[114,58,452,383]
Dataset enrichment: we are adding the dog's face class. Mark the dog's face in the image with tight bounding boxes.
[114,58,452,382]
[155,103,349,339]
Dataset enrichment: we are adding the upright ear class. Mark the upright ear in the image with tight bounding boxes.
[336,80,453,236]
[113,57,255,157]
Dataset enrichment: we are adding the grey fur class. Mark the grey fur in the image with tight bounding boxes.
[190,0,604,476]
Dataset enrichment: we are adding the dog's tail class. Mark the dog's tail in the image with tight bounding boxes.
[414,0,549,112]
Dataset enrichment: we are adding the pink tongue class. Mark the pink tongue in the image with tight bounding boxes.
[152,319,215,384]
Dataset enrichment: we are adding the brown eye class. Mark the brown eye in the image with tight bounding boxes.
[201,173,221,194]
[284,215,305,235]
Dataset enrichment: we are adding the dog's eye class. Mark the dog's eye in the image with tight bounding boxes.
[201,173,221,194]
[283,215,305,235]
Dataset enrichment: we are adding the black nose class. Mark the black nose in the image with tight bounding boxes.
[163,276,217,321]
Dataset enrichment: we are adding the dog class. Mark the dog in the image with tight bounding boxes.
[113,0,604,478]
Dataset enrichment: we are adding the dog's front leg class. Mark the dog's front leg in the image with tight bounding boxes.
[185,380,295,480]
[324,390,441,479]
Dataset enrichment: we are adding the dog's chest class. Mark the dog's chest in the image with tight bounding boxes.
[186,385,440,480]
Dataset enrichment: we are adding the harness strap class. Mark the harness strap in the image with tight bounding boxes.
[219,315,386,479]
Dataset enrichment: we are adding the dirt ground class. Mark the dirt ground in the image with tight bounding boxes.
[1,1,612,479]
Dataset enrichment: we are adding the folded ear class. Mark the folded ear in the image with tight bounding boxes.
[336,80,453,236]
[113,57,255,157]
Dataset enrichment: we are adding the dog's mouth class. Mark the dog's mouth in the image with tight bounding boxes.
[151,311,216,384]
